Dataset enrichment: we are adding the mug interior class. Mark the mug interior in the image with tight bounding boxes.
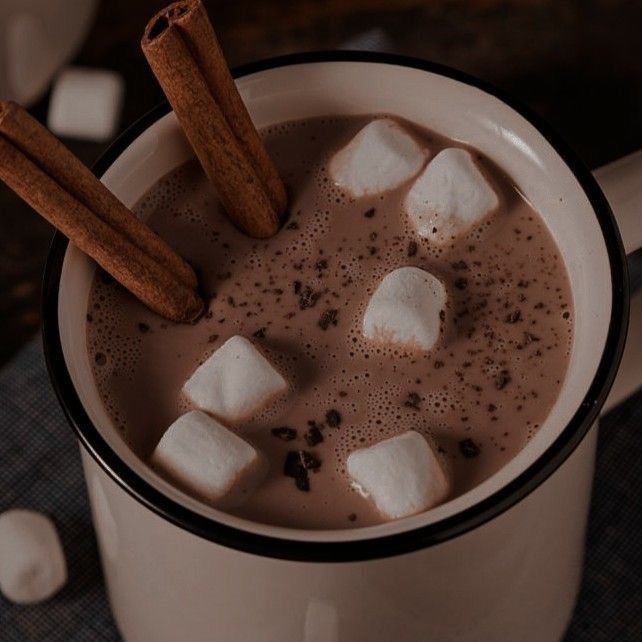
[49,56,623,548]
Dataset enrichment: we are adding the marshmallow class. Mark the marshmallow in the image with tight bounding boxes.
[0,509,67,604]
[347,431,450,519]
[329,118,427,197]
[183,335,288,423]
[47,67,124,142]
[362,266,446,351]
[405,147,499,245]
[151,410,264,506]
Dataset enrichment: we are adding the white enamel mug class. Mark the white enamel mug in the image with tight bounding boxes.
[42,53,642,642]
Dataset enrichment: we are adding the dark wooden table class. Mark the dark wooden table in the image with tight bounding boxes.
[2,0,641,366]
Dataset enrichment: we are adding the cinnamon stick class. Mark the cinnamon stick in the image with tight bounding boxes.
[0,102,197,291]
[158,0,287,215]
[0,103,203,323]
[141,0,286,239]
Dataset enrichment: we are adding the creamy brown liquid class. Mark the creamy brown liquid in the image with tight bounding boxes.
[87,115,573,529]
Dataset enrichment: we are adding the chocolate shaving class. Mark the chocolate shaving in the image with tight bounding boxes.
[495,370,511,390]
[301,451,321,470]
[454,277,468,290]
[364,207,376,218]
[318,308,339,330]
[505,310,522,324]
[305,426,324,447]
[325,409,342,427]
[459,438,480,458]
[284,450,321,492]
[407,240,418,257]
[523,331,540,345]
[271,427,297,441]
[252,327,267,339]
[284,451,306,476]
[404,392,421,410]
[298,285,322,310]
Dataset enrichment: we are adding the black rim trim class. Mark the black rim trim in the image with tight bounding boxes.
[42,51,629,562]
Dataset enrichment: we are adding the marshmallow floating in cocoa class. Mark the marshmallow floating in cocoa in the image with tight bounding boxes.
[404,147,499,245]
[362,266,447,351]
[0,509,67,604]
[347,431,450,520]
[183,335,288,423]
[329,118,427,197]
[151,410,264,506]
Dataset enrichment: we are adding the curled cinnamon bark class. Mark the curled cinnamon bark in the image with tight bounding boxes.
[142,0,287,238]
[0,102,203,323]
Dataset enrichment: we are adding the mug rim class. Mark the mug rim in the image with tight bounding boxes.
[41,51,628,562]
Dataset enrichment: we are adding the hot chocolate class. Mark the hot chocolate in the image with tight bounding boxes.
[86,115,572,529]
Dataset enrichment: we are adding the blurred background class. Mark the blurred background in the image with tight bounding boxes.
[2,0,642,366]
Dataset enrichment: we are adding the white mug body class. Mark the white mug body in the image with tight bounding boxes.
[81,423,597,642]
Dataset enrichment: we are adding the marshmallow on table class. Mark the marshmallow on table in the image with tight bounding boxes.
[183,335,288,424]
[362,266,446,351]
[405,147,499,245]
[151,410,264,506]
[0,509,67,604]
[47,67,124,142]
[329,118,428,197]
[347,431,450,520]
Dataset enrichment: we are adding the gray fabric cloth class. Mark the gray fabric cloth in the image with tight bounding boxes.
[1,281,642,640]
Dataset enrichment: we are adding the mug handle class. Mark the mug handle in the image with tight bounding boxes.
[594,151,642,412]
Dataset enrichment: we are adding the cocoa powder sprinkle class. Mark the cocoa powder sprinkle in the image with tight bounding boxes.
[459,438,480,458]
[318,309,339,330]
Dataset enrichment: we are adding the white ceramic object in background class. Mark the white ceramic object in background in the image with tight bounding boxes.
[0,0,97,105]
[42,55,642,642]
[47,67,124,141]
